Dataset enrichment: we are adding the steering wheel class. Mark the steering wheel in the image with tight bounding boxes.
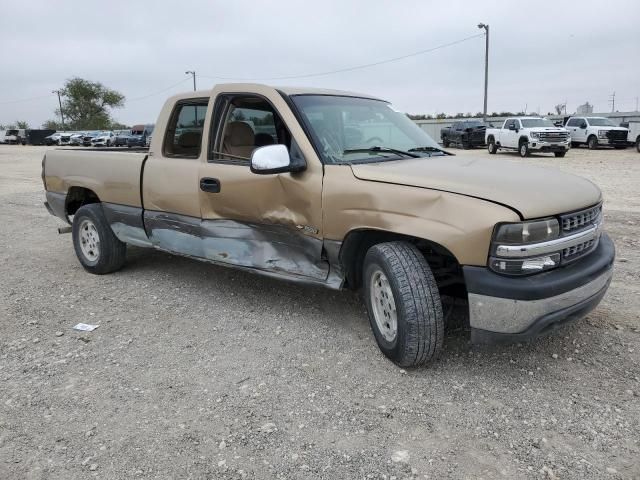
[364,136,384,146]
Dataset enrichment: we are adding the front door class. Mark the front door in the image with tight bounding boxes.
[196,87,328,282]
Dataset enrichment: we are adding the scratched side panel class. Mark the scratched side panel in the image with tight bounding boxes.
[102,203,152,248]
[143,211,330,281]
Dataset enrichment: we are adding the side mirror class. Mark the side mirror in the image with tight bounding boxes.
[250,144,305,175]
[508,124,516,131]
[580,122,587,129]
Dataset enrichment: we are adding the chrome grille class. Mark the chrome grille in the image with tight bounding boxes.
[538,131,569,142]
[563,238,597,261]
[561,204,602,233]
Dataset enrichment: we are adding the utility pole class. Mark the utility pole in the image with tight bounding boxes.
[609,91,616,112]
[185,71,197,91]
[52,90,65,130]
[635,96,638,112]
[477,23,489,122]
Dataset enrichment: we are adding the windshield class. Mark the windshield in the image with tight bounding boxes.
[6,129,18,135]
[291,95,442,164]
[587,117,617,127]
[520,118,555,128]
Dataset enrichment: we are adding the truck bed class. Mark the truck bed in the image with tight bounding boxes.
[44,148,148,208]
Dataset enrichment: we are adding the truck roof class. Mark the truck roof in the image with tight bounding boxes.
[167,83,385,103]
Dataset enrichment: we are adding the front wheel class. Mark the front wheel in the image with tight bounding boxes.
[554,151,566,158]
[487,138,497,154]
[72,204,127,274]
[519,141,529,157]
[363,242,443,367]
[587,136,598,150]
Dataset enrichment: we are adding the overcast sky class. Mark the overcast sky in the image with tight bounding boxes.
[1,0,639,128]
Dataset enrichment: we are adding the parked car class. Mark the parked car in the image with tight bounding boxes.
[0,130,7,144]
[81,132,100,147]
[44,133,61,145]
[69,133,85,146]
[26,129,56,146]
[91,131,115,147]
[57,133,73,146]
[4,129,27,145]
[618,121,639,152]
[113,130,131,147]
[127,124,154,147]
[440,120,490,148]
[486,117,571,157]
[42,84,614,367]
[564,116,628,149]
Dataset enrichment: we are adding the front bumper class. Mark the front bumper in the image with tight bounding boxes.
[464,233,614,344]
[529,140,570,152]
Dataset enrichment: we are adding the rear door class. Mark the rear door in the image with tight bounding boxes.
[196,85,328,281]
[142,98,209,254]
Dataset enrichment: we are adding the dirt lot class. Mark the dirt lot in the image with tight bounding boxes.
[0,145,638,479]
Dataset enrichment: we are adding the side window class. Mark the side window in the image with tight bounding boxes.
[513,119,521,129]
[452,122,460,130]
[567,118,577,127]
[505,119,515,129]
[211,95,291,163]
[163,100,208,158]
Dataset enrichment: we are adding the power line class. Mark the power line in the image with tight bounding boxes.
[0,93,56,106]
[127,77,192,102]
[198,33,484,81]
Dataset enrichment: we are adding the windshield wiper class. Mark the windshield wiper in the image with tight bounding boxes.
[343,146,420,158]
[407,146,452,155]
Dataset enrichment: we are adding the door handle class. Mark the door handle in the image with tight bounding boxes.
[200,177,221,193]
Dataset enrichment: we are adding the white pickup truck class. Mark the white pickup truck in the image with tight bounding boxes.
[564,116,628,149]
[486,117,571,158]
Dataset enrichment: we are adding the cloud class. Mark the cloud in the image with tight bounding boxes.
[1,0,638,127]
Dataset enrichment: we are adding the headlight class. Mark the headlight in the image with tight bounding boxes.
[493,218,559,244]
[489,218,561,275]
[598,130,607,138]
[530,132,539,139]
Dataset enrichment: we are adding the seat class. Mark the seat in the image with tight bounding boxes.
[223,121,255,159]
[176,131,201,155]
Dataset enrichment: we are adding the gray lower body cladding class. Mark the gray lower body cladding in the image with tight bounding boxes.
[98,204,343,288]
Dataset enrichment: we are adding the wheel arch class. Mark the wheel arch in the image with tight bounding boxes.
[65,186,101,216]
[338,229,464,295]
[518,135,529,145]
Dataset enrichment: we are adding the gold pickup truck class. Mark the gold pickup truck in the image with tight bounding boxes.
[42,84,615,367]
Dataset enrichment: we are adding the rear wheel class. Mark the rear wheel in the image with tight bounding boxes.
[72,204,126,274]
[487,137,497,154]
[636,137,640,153]
[554,151,566,158]
[587,135,598,150]
[519,141,529,157]
[363,242,443,367]
[442,137,450,148]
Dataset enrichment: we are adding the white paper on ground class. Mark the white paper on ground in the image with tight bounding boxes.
[73,323,99,332]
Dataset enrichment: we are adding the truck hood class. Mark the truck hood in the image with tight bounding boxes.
[350,155,601,219]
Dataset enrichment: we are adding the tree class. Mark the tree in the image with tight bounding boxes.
[42,120,61,130]
[15,120,29,129]
[46,77,125,130]
[554,103,565,115]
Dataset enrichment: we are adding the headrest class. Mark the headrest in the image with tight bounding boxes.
[178,131,202,148]
[226,121,255,146]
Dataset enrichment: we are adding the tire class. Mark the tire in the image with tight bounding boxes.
[72,204,126,274]
[587,135,598,150]
[554,151,566,158]
[636,137,640,153]
[487,137,497,154]
[362,242,443,367]
[442,137,450,148]
[107,140,112,147]
[614,145,626,150]
[519,141,529,157]
[571,142,579,148]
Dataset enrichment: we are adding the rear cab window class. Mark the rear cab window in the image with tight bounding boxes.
[163,99,208,158]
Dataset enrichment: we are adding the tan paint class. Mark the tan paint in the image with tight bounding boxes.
[322,165,520,266]
[44,83,601,272]
[197,84,323,237]
[44,149,146,207]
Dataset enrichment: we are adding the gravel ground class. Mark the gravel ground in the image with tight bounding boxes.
[0,145,638,480]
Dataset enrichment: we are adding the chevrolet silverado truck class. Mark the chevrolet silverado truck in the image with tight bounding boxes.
[42,84,615,367]
[486,117,571,158]
[565,116,629,149]
[440,120,489,148]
